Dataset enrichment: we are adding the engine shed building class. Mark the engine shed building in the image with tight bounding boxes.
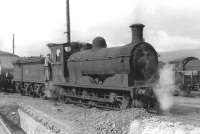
[0,50,19,74]
[169,57,199,71]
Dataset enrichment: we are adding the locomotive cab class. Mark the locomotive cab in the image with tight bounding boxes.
[47,43,69,82]
[47,42,92,83]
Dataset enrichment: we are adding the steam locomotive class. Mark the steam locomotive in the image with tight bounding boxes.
[13,23,159,112]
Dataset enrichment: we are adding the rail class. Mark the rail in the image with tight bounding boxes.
[0,116,12,134]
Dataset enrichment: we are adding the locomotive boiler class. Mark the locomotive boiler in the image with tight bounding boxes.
[13,23,159,112]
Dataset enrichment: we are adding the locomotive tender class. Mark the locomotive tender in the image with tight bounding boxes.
[13,57,45,96]
[13,23,159,111]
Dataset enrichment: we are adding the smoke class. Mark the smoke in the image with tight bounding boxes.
[133,0,144,23]
[154,64,176,111]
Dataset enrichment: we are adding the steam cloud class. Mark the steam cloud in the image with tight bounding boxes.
[133,0,144,23]
[154,64,176,111]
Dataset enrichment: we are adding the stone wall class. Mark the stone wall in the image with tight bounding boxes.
[18,104,69,134]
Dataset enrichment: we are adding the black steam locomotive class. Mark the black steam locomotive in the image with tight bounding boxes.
[13,24,159,111]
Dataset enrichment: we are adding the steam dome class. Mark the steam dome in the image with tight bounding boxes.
[92,36,107,50]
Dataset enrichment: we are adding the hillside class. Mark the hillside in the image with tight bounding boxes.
[159,49,200,62]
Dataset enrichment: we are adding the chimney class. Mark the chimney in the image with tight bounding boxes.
[129,23,145,44]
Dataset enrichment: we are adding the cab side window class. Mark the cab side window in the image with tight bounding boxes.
[51,53,54,62]
[56,49,61,62]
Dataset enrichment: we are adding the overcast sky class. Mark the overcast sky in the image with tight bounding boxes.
[0,0,200,56]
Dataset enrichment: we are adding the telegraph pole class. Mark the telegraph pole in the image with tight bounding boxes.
[66,0,71,44]
[12,34,15,54]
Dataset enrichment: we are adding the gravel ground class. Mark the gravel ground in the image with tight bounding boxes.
[129,117,200,134]
[0,92,199,134]
[0,93,152,134]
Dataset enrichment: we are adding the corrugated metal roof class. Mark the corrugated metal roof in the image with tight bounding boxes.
[185,60,200,71]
